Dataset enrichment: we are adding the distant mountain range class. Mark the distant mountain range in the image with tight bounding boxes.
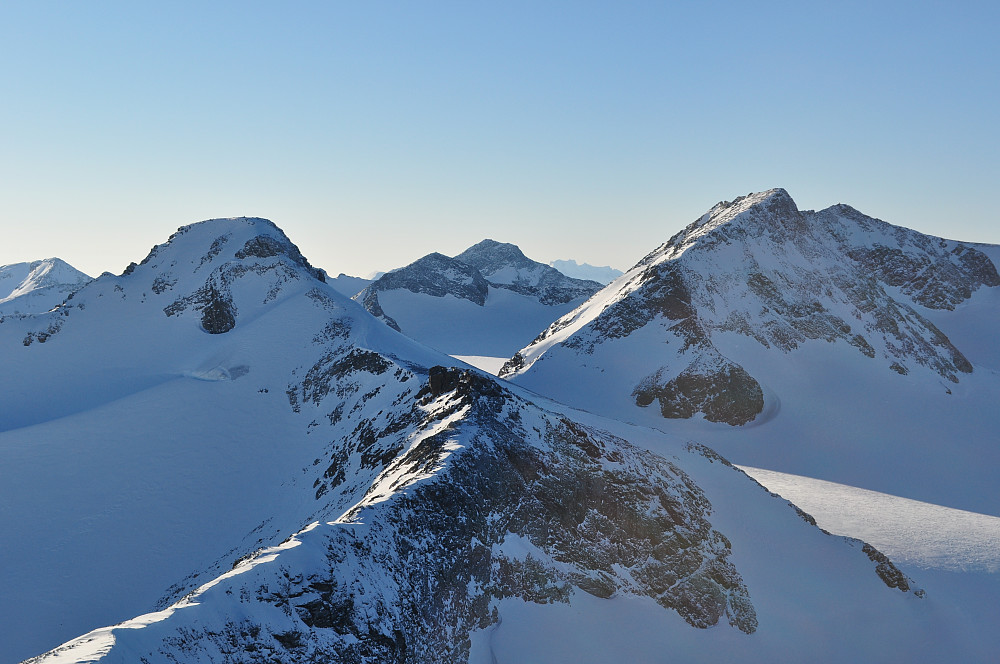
[549,258,623,285]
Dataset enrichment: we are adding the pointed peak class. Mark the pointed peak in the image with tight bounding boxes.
[654,188,805,261]
[456,239,529,260]
[454,239,534,274]
[708,188,798,218]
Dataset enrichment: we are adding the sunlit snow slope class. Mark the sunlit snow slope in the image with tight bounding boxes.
[0,258,91,316]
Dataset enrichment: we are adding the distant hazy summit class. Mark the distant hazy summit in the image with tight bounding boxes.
[549,258,623,285]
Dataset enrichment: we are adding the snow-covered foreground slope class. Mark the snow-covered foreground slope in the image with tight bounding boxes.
[0,258,91,316]
[504,189,1000,516]
[4,216,984,663]
[356,240,602,357]
[28,400,986,664]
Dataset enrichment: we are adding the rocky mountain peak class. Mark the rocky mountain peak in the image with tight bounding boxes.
[655,188,808,263]
[124,217,325,283]
[456,239,603,305]
[454,239,536,275]
[505,189,999,427]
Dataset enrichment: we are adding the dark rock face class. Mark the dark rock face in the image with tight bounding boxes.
[365,253,490,306]
[255,372,758,663]
[634,356,764,426]
[199,285,236,334]
[234,234,327,283]
[862,543,912,592]
[358,288,401,332]
[821,204,1000,311]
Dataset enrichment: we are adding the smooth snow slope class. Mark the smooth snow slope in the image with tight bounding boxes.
[739,466,1000,573]
[378,287,585,357]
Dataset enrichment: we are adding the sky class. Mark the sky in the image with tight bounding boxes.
[1,1,998,278]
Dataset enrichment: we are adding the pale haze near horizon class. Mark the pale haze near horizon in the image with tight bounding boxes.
[1,1,997,279]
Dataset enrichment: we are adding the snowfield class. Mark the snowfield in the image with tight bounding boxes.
[739,466,1000,573]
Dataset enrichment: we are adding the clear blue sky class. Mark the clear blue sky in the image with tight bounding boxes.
[1,1,997,278]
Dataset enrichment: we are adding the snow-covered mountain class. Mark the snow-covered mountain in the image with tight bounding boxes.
[0,258,91,316]
[502,189,1000,515]
[355,240,602,357]
[550,258,623,285]
[4,216,980,663]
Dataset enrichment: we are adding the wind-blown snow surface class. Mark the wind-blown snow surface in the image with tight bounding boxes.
[4,216,982,663]
[504,189,1000,516]
[451,354,509,375]
[0,258,91,316]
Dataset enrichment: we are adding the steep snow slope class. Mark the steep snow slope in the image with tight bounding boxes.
[4,217,974,663]
[0,258,91,316]
[503,189,1000,515]
[355,241,602,357]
